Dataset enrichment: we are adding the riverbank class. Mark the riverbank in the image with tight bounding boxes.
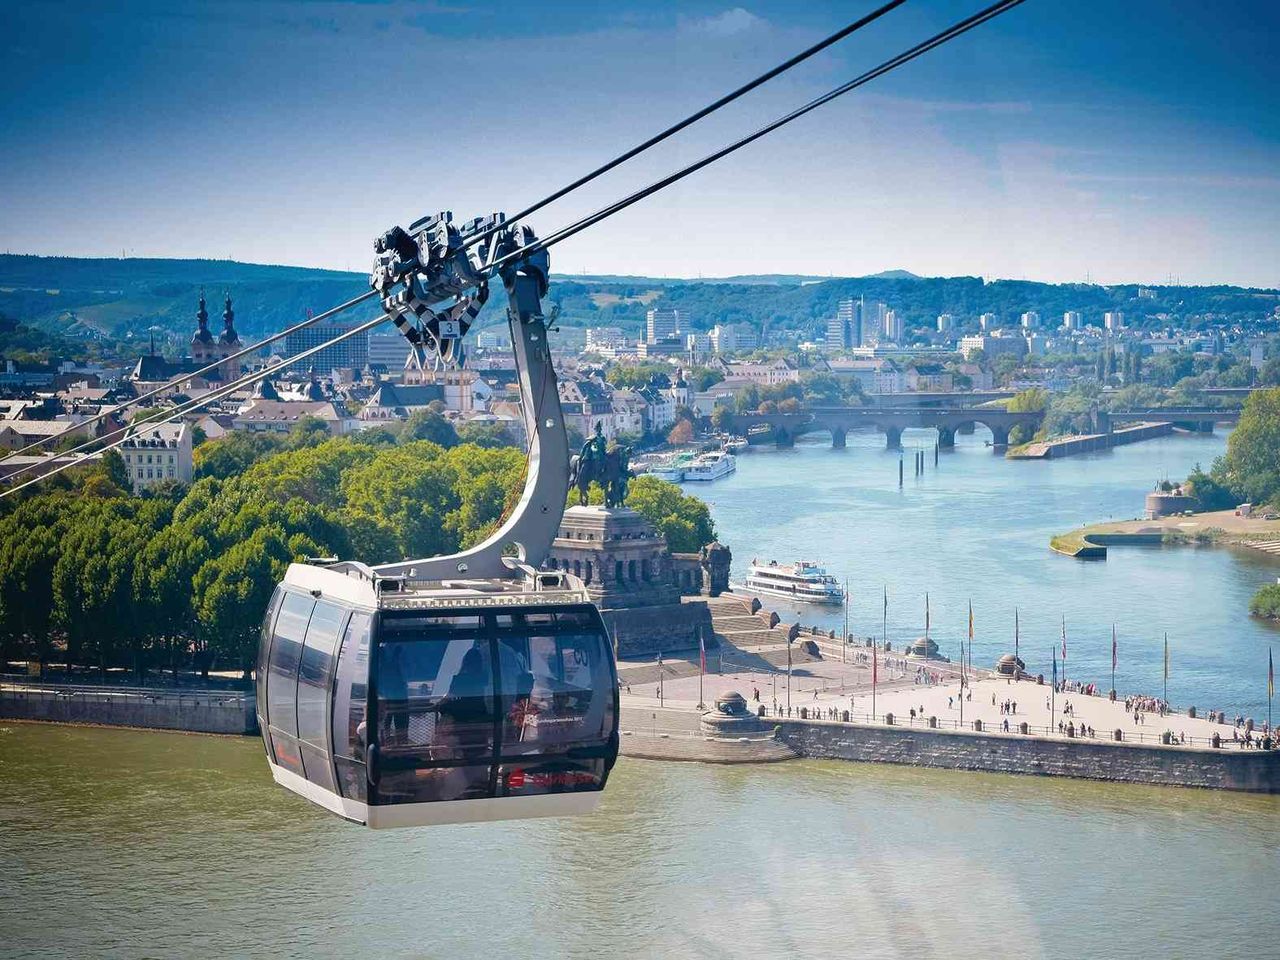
[1051,508,1280,559]
[1009,421,1175,459]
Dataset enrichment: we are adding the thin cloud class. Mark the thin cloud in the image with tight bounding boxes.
[680,7,767,36]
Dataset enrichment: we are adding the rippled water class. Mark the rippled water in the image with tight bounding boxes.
[689,427,1278,718]
[1,723,1277,960]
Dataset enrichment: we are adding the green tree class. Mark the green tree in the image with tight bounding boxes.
[401,408,459,448]
[194,431,285,480]
[1006,388,1049,413]
[194,525,303,675]
[625,475,716,553]
[1210,388,1280,505]
[709,406,734,432]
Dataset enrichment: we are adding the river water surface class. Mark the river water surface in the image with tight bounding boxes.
[1,723,1277,960]
[4,427,1280,959]
[691,427,1277,718]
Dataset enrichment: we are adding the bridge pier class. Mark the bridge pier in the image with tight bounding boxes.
[989,426,1010,447]
[775,428,794,448]
[831,428,847,449]
[884,426,902,450]
[936,427,956,448]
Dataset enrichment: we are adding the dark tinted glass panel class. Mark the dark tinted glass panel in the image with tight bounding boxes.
[332,611,372,763]
[335,757,367,803]
[298,600,344,792]
[496,628,614,757]
[256,587,284,755]
[376,636,495,764]
[497,759,605,797]
[376,764,492,804]
[267,591,314,739]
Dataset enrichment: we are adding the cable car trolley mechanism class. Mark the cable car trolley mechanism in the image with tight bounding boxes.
[256,214,620,828]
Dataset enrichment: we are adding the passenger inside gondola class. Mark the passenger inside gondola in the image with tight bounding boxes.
[376,636,494,803]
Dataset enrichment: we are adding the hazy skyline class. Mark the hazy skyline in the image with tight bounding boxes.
[2,1,1278,287]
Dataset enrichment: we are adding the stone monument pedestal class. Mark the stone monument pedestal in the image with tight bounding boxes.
[548,505,681,610]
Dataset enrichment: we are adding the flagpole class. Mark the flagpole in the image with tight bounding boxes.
[1051,646,1057,733]
[1014,606,1019,664]
[959,642,964,728]
[878,585,887,722]
[843,578,849,664]
[1163,632,1169,712]
[1111,623,1116,698]
[1268,647,1273,734]
[698,626,705,711]
[1061,616,1067,688]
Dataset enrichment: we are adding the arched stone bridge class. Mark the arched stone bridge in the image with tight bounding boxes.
[734,405,1045,449]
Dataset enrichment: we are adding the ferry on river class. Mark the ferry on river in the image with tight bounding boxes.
[682,451,736,481]
[738,559,844,605]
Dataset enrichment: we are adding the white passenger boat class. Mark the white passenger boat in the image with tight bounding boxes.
[682,451,736,481]
[723,436,748,454]
[650,453,694,482]
[737,559,844,605]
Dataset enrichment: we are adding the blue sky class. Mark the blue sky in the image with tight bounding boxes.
[2,1,1277,286]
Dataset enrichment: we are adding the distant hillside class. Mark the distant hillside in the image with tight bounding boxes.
[0,255,1275,352]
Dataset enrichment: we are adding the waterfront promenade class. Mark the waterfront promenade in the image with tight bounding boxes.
[619,646,1268,752]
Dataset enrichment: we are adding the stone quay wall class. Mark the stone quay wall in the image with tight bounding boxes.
[0,684,257,735]
[775,718,1280,793]
[605,600,715,658]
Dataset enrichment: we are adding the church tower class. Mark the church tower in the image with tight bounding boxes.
[217,294,242,380]
[191,291,215,368]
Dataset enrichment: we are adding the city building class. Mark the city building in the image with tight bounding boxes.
[585,327,628,353]
[936,313,955,333]
[709,323,759,355]
[1104,311,1125,331]
[190,293,243,380]
[119,421,193,492]
[958,333,1029,360]
[979,312,997,331]
[283,318,369,374]
[558,377,617,440]
[685,332,713,362]
[636,336,685,360]
[368,333,412,371]
[357,382,446,423]
[836,298,864,347]
[905,365,953,392]
[882,309,903,344]
[233,397,355,435]
[1063,310,1082,331]
[825,357,903,395]
[710,357,798,386]
[645,308,684,343]
[1020,311,1040,329]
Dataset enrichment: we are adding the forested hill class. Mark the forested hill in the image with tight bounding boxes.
[0,254,1275,348]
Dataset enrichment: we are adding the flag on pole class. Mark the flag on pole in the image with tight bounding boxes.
[925,592,930,634]
[873,642,878,686]
[883,585,888,618]
[968,600,974,641]
[1061,617,1068,662]
[699,630,706,675]
[1111,624,1117,671]
[1052,646,1057,685]
[1269,647,1274,699]
[1163,633,1169,682]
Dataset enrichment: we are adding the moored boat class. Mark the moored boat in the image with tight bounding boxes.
[736,559,844,604]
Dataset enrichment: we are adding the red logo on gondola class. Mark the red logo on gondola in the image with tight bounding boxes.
[508,769,526,788]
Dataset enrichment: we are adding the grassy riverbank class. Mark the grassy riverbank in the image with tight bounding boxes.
[1051,509,1280,559]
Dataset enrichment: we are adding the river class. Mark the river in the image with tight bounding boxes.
[1,723,1277,959]
[4,427,1280,959]
[690,426,1278,719]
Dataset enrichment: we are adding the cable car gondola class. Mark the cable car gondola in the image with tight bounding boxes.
[256,224,619,827]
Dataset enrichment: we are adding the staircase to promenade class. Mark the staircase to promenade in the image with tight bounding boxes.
[615,592,823,687]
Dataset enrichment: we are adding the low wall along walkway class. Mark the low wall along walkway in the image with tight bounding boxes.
[774,717,1280,793]
[0,681,257,735]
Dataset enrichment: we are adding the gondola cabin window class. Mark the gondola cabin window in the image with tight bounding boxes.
[266,591,315,776]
